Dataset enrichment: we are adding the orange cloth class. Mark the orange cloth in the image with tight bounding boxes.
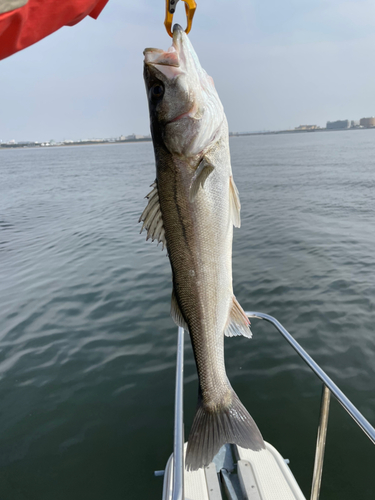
[0,0,109,60]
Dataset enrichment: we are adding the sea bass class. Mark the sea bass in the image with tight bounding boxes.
[141,24,265,470]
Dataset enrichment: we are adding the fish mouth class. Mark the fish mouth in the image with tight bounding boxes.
[143,24,185,79]
[144,25,194,124]
[168,101,199,124]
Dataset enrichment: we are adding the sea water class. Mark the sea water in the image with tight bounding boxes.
[0,130,374,499]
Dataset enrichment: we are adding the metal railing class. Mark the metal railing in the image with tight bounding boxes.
[172,326,185,500]
[168,312,375,500]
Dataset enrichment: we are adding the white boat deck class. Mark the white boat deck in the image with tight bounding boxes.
[162,442,306,500]
[160,318,375,500]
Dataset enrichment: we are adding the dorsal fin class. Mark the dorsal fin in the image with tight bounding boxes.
[171,289,189,331]
[229,176,241,228]
[139,181,167,250]
[224,296,252,338]
[189,157,215,202]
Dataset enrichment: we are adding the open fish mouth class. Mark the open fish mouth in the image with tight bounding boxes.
[143,24,225,156]
[143,24,185,80]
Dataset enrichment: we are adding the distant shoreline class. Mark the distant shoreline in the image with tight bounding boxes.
[1,126,374,150]
[0,137,152,150]
[231,126,375,137]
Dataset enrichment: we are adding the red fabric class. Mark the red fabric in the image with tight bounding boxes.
[0,0,109,60]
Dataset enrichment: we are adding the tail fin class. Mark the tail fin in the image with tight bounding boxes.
[185,389,265,471]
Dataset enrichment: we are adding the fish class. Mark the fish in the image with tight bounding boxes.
[141,24,265,471]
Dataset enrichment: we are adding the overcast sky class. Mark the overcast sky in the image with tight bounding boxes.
[1,0,375,142]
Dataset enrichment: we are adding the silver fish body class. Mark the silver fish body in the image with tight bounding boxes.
[142,24,265,470]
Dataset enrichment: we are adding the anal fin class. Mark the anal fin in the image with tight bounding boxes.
[171,289,189,331]
[224,296,252,338]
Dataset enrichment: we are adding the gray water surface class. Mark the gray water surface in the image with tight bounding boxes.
[0,131,374,499]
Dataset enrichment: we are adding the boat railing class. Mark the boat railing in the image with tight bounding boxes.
[163,312,375,500]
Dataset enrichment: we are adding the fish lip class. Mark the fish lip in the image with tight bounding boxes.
[143,24,183,55]
[143,47,164,56]
[173,23,183,33]
[144,24,185,69]
[172,24,184,48]
[148,61,180,68]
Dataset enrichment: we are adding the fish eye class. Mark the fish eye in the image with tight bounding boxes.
[151,84,164,99]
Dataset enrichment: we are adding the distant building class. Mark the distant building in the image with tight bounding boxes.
[326,120,350,130]
[295,125,319,131]
[350,120,360,128]
[359,117,375,128]
[126,134,145,140]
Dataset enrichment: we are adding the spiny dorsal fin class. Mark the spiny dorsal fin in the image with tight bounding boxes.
[189,157,215,202]
[229,176,241,228]
[224,296,252,338]
[171,289,189,331]
[139,181,167,250]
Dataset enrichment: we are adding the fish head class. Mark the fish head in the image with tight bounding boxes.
[144,24,225,157]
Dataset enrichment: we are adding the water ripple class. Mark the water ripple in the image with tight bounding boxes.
[0,136,374,498]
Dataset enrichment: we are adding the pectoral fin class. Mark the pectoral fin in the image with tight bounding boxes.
[229,176,241,228]
[189,157,215,202]
[224,296,252,338]
[139,181,167,250]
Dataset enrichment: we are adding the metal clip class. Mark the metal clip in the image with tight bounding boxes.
[165,0,197,38]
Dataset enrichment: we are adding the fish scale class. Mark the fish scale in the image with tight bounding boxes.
[142,24,265,470]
